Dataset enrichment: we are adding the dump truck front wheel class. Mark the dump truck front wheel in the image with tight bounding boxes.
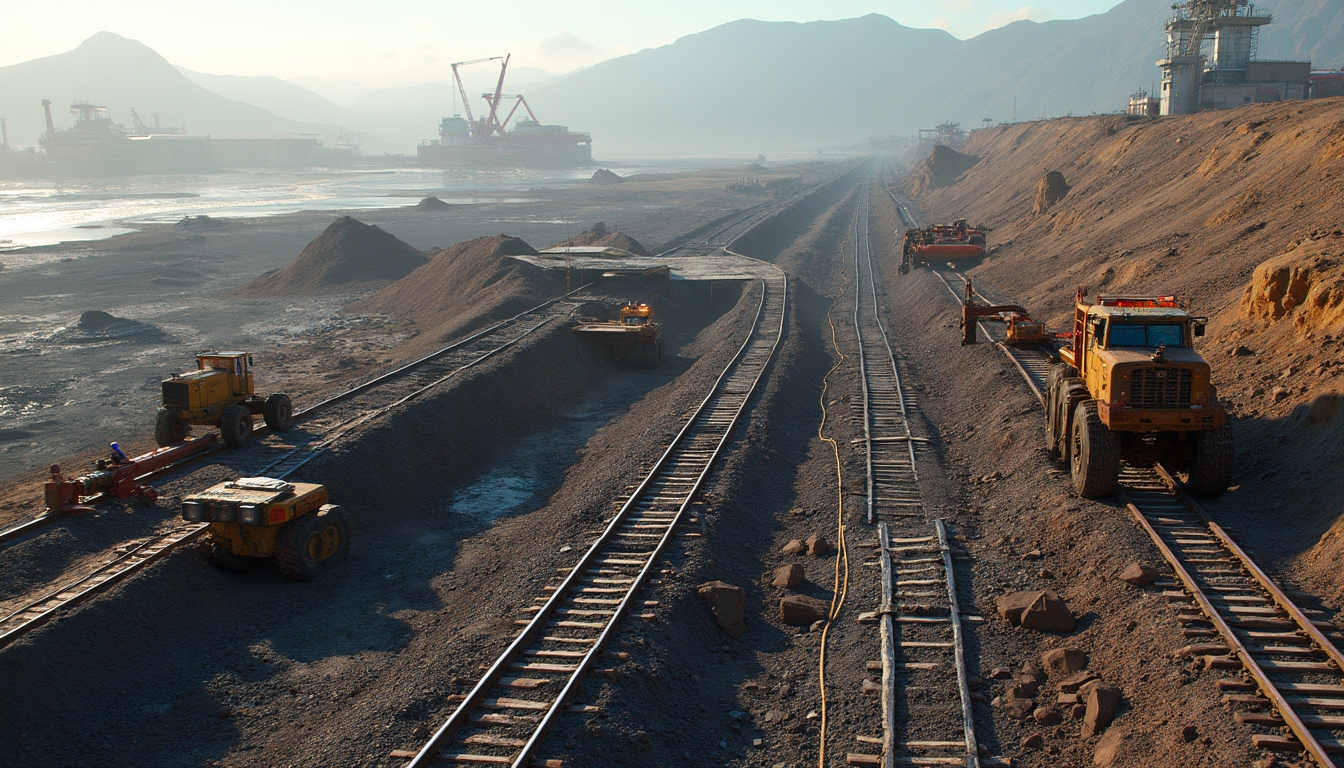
[1044,364,1068,457]
[1182,425,1233,498]
[276,505,350,581]
[263,393,295,432]
[155,408,186,447]
[1071,400,1120,498]
[220,404,254,449]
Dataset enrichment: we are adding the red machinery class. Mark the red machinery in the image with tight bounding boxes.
[900,219,987,273]
[43,436,218,514]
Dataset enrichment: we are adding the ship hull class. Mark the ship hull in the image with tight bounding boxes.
[417,138,591,169]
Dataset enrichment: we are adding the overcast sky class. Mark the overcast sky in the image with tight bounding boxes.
[3,0,1123,87]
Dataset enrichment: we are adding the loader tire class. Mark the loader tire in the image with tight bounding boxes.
[155,408,186,447]
[1183,425,1233,498]
[263,393,295,432]
[1070,400,1120,498]
[220,404,253,449]
[275,505,350,581]
[201,538,255,572]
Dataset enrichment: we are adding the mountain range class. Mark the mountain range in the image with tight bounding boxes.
[2,1,1341,156]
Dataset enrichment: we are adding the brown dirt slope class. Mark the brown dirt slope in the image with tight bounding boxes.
[352,234,565,354]
[903,144,981,196]
[232,216,428,296]
[550,227,649,255]
[902,98,1344,605]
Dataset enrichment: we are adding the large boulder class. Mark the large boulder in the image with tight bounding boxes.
[779,594,829,625]
[995,590,1043,625]
[1033,171,1071,214]
[805,534,832,556]
[1119,563,1159,587]
[697,581,747,638]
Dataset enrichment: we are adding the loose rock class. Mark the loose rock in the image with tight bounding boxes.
[1042,647,1088,677]
[1021,731,1045,749]
[779,594,830,625]
[1020,591,1076,633]
[697,581,747,638]
[805,534,832,556]
[1082,684,1122,737]
[1181,724,1198,742]
[1034,707,1062,725]
[1119,563,1159,587]
[772,563,805,590]
[782,539,805,555]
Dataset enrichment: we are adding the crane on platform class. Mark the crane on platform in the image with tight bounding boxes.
[450,54,516,140]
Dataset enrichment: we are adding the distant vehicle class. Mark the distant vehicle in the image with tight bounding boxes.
[156,352,294,448]
[573,302,666,369]
[900,219,986,273]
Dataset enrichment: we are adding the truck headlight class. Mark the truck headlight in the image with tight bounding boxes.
[239,504,262,526]
[182,501,205,522]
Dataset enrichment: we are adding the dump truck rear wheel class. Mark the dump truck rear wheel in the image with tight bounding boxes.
[201,538,255,572]
[1071,400,1120,498]
[263,393,294,432]
[155,408,186,447]
[1183,425,1233,498]
[220,404,253,449]
[276,505,350,581]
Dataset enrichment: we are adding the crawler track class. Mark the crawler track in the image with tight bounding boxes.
[400,270,787,768]
[851,185,993,768]
[899,190,1344,766]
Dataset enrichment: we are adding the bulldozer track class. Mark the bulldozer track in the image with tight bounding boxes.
[898,193,1344,765]
[399,268,786,768]
[851,182,994,768]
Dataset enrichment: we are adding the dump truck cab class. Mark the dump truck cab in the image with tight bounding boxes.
[156,352,294,449]
[183,477,349,580]
[620,302,653,327]
[1047,289,1231,498]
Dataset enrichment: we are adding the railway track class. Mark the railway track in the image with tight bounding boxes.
[898,190,1344,766]
[397,268,787,768]
[849,186,994,768]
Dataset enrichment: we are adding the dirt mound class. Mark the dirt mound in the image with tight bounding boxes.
[550,226,649,256]
[352,234,564,353]
[232,216,428,296]
[173,215,222,229]
[53,310,173,344]
[1033,171,1070,214]
[414,196,452,212]
[588,169,624,185]
[902,144,980,196]
[1241,233,1344,333]
[744,163,771,174]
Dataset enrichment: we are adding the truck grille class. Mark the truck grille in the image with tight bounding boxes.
[162,381,191,409]
[1131,367,1192,408]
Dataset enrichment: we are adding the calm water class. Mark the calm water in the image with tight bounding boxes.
[0,160,693,255]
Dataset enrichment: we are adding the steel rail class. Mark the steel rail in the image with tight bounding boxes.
[937,519,981,768]
[855,187,919,526]
[407,270,787,768]
[1116,480,1337,766]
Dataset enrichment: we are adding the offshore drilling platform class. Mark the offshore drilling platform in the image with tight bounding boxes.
[417,54,592,169]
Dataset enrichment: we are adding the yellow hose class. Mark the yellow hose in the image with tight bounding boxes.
[816,226,854,768]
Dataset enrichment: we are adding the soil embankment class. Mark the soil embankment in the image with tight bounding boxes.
[549,226,649,255]
[233,216,428,296]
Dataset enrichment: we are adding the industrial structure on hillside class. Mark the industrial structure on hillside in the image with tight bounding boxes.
[418,54,592,169]
[0,100,358,177]
[1157,0,1313,115]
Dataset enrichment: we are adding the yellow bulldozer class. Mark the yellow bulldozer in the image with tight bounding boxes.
[156,352,294,448]
[181,477,348,580]
[573,301,666,369]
